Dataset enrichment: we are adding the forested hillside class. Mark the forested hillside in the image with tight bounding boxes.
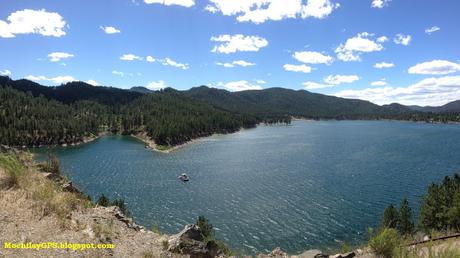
[0,77,257,147]
[183,86,460,123]
[183,86,393,120]
[1,76,459,148]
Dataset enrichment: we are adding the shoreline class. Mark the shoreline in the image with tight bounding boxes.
[21,117,460,153]
[131,132,194,154]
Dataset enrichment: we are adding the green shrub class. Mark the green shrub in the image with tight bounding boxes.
[196,215,214,241]
[97,194,110,207]
[216,239,234,256]
[47,153,61,174]
[369,228,400,258]
[195,216,233,255]
[0,153,24,188]
[341,242,350,253]
[151,224,161,234]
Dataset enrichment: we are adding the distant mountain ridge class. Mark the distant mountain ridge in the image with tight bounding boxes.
[181,85,397,119]
[1,76,459,115]
[0,76,142,105]
[130,86,154,94]
[407,100,460,113]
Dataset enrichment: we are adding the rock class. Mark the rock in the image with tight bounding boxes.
[62,181,81,193]
[293,249,325,258]
[167,224,223,258]
[168,224,208,256]
[42,172,60,181]
[257,247,289,258]
[110,206,144,231]
[330,252,355,258]
[269,247,289,257]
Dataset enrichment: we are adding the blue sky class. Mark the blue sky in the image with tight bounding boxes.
[1,0,460,106]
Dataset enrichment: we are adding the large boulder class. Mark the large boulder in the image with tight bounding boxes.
[168,224,219,258]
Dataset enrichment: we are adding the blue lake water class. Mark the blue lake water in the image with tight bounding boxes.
[32,120,460,254]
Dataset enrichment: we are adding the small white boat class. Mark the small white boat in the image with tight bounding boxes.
[178,173,189,182]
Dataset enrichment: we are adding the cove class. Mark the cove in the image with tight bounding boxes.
[32,120,460,254]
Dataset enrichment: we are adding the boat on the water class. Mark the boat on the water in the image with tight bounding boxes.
[178,173,189,182]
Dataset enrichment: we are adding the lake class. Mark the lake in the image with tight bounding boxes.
[32,120,460,254]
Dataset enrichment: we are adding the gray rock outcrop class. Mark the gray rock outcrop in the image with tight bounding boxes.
[168,224,220,258]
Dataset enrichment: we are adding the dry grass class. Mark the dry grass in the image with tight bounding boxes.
[396,239,460,258]
[0,151,91,226]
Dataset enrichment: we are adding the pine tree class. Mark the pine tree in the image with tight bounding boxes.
[381,204,399,229]
[398,198,414,235]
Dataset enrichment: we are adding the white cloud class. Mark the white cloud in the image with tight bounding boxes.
[374,62,394,69]
[371,0,390,8]
[216,62,234,68]
[303,74,359,90]
[256,79,266,84]
[301,0,340,19]
[216,60,255,68]
[293,51,333,64]
[283,64,312,73]
[233,60,255,67]
[218,80,263,91]
[425,26,440,35]
[303,81,333,90]
[333,75,460,106]
[205,0,339,24]
[25,75,75,84]
[0,69,11,76]
[370,80,387,86]
[324,74,359,85]
[335,32,384,61]
[120,54,142,61]
[376,36,388,43]
[146,56,155,62]
[160,58,189,69]
[408,60,460,75]
[394,34,411,46]
[144,0,194,7]
[211,34,268,54]
[205,5,218,13]
[101,26,120,34]
[112,70,124,77]
[146,80,168,90]
[0,9,66,38]
[48,52,74,62]
[86,80,99,86]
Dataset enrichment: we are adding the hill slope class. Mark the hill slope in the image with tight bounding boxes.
[408,100,460,113]
[0,76,142,105]
[183,86,401,119]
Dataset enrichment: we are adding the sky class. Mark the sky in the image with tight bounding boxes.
[1,0,460,106]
